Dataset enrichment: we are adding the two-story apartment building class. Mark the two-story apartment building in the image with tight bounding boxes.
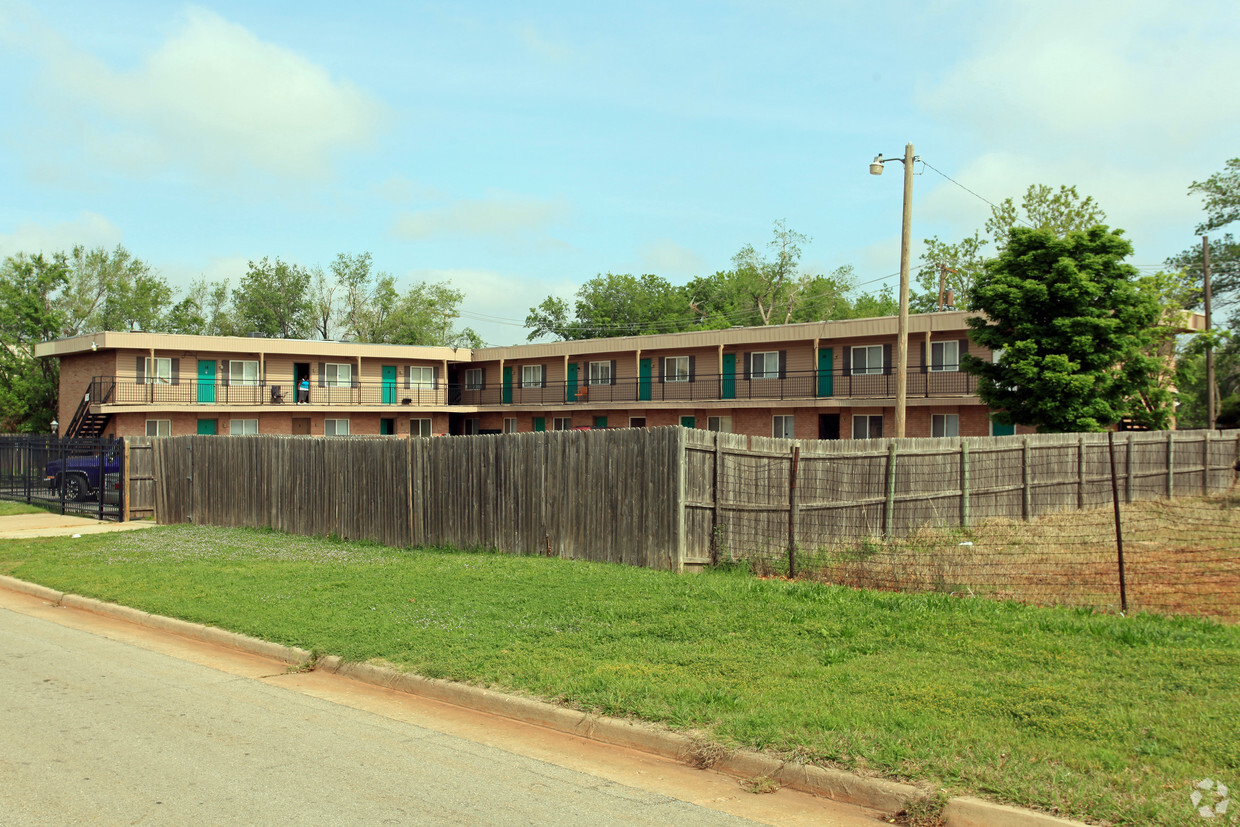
[36,311,1028,441]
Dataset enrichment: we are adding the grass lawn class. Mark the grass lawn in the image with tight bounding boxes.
[1,525,1236,826]
[0,501,51,517]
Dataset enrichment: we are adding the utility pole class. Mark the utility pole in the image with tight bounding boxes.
[1204,236,1215,429]
[894,142,914,438]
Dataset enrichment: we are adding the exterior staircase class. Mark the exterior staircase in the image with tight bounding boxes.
[65,377,114,438]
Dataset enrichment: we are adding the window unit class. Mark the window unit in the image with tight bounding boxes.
[553,417,572,431]
[629,417,646,428]
[229,360,258,386]
[145,419,171,437]
[588,360,613,385]
[932,414,959,438]
[503,418,518,434]
[773,415,795,439]
[664,356,690,382]
[324,418,350,436]
[465,418,481,435]
[325,363,351,388]
[750,352,779,379]
[851,345,884,376]
[521,365,544,388]
[464,368,483,390]
[930,341,959,372]
[852,415,883,439]
[707,416,732,433]
[144,357,172,385]
[229,419,258,435]
[410,418,432,438]
[409,366,434,388]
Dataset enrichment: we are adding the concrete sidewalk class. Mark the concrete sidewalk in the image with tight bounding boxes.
[0,512,157,539]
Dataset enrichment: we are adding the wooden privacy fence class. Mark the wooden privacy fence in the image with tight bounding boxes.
[682,428,1240,566]
[151,428,684,569]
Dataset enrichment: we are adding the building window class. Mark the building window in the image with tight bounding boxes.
[145,419,171,437]
[409,366,434,388]
[503,418,518,433]
[932,414,959,438]
[325,418,350,436]
[751,352,779,379]
[629,417,646,428]
[852,415,883,439]
[465,368,483,390]
[521,365,544,388]
[773,415,795,439]
[465,418,481,435]
[588,361,612,385]
[707,416,732,433]
[144,357,172,385]
[930,341,959,372]
[553,417,572,431]
[410,418,432,437]
[228,360,258,386]
[325,363,351,388]
[664,356,690,382]
[851,345,884,376]
[229,419,258,435]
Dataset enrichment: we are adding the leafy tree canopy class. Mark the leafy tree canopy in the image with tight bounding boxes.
[0,252,69,432]
[963,226,1171,432]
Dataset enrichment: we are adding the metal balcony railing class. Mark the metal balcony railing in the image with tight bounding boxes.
[92,369,979,409]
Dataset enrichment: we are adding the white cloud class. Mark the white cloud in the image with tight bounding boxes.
[405,267,576,346]
[0,213,124,258]
[391,195,569,241]
[37,8,384,180]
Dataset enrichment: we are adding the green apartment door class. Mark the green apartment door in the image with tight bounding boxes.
[196,419,217,435]
[197,359,216,403]
[382,365,397,404]
[817,348,834,397]
[639,358,652,401]
[533,417,546,432]
[502,366,513,404]
[721,353,736,399]
[566,363,578,402]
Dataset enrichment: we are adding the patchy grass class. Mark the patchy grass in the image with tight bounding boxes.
[0,524,1237,826]
[0,501,51,517]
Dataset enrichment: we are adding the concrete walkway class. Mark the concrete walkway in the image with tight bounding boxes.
[0,512,158,539]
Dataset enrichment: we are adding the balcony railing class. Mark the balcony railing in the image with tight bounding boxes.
[93,369,979,409]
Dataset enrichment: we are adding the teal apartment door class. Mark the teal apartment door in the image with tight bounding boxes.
[502,366,513,404]
[382,365,397,404]
[196,419,216,435]
[639,358,652,401]
[566,363,578,402]
[817,348,834,397]
[680,416,696,428]
[721,353,736,400]
[533,417,546,432]
[197,360,216,403]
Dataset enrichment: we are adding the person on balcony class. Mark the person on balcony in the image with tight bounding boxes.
[297,376,310,404]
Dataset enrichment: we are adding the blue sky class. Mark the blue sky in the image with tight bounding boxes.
[2,0,1237,345]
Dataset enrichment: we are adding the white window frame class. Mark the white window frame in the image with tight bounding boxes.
[851,345,884,376]
[503,418,518,434]
[521,365,544,388]
[751,352,779,380]
[707,416,732,433]
[664,356,690,382]
[553,417,572,431]
[228,360,258,386]
[932,414,959,438]
[464,368,483,390]
[588,360,612,386]
[410,418,432,437]
[773,415,795,439]
[852,414,882,439]
[229,418,258,436]
[324,418,350,436]
[144,357,172,385]
[930,341,959,372]
[145,419,171,437]
[325,363,351,388]
[409,366,434,388]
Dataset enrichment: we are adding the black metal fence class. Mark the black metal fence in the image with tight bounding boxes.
[0,436,125,521]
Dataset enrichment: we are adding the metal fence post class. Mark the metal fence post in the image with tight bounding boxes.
[960,441,971,529]
[1108,431,1128,614]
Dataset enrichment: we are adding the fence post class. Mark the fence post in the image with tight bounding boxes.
[58,437,66,516]
[1022,437,1032,521]
[97,443,105,521]
[122,439,130,522]
[1167,431,1175,499]
[884,442,898,538]
[24,439,31,504]
[787,445,800,578]
[711,434,723,566]
[960,441,971,528]
[1126,432,1134,503]
[1077,436,1085,510]
[1203,431,1211,495]
[1108,431,1128,614]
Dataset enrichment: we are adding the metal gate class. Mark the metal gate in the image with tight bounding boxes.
[0,436,125,521]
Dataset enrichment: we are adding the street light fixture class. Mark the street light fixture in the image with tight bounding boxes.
[869,142,917,439]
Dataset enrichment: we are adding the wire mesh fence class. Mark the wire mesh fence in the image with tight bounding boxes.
[686,429,1240,623]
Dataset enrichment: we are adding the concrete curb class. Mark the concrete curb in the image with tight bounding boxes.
[0,575,1087,826]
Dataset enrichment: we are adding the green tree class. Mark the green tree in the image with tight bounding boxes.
[60,245,173,335]
[233,258,312,338]
[0,253,69,432]
[165,279,237,336]
[1189,158,1240,233]
[1167,159,1240,319]
[387,281,481,347]
[963,226,1170,432]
